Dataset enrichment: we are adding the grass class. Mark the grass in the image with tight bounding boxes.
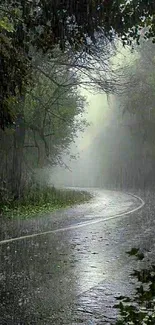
[1,186,92,220]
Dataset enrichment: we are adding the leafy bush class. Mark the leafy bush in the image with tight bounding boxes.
[115,249,155,325]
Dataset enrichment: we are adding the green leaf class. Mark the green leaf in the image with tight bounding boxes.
[0,17,14,32]
[126,248,139,256]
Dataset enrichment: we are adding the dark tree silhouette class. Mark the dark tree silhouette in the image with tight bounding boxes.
[1,0,155,129]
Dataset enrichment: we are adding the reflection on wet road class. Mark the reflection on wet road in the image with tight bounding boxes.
[0,189,148,324]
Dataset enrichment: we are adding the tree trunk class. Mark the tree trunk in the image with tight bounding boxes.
[11,114,25,198]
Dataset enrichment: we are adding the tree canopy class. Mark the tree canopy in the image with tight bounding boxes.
[1,0,155,129]
[96,40,155,189]
[0,49,87,197]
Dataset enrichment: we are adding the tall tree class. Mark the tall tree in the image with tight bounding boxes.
[0,51,87,197]
[1,0,155,129]
[101,41,155,189]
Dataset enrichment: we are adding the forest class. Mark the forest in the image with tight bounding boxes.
[89,40,155,190]
[2,2,155,325]
[1,0,155,213]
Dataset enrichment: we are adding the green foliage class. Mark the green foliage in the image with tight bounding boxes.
[0,48,88,198]
[1,0,155,129]
[127,248,145,260]
[0,11,31,129]
[0,17,14,32]
[0,183,14,215]
[115,249,155,325]
[23,53,87,168]
[1,185,92,219]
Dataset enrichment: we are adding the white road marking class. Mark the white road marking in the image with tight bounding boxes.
[0,192,145,245]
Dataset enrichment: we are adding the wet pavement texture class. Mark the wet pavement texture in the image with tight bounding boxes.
[0,189,154,324]
[0,189,138,241]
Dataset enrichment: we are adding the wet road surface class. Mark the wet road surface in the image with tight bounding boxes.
[0,189,142,243]
[0,189,151,324]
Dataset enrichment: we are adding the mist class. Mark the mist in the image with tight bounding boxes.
[43,42,155,191]
[49,91,116,188]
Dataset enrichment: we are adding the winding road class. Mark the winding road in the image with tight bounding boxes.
[0,189,149,324]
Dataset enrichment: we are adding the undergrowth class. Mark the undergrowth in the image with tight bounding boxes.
[0,185,92,219]
[114,248,155,325]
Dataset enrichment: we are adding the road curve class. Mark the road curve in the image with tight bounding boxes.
[0,189,144,245]
[0,189,146,324]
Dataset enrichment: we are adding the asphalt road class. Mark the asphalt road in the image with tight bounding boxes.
[0,189,147,324]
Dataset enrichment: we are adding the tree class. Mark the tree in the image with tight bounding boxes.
[0,50,87,197]
[1,0,155,129]
[102,40,155,189]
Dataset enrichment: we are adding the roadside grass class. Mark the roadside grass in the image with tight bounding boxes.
[0,186,92,220]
